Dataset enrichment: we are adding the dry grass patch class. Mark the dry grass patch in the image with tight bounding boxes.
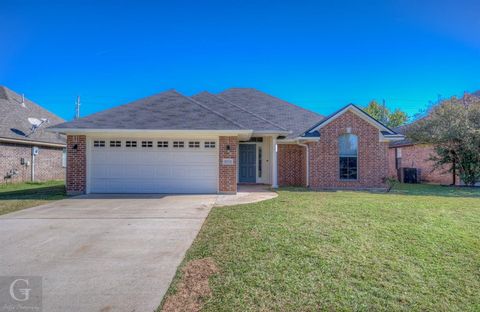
[162,258,219,312]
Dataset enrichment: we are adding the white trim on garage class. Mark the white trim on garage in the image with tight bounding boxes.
[86,136,219,194]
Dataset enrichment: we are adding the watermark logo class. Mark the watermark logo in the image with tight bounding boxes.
[0,276,42,311]
[9,279,31,302]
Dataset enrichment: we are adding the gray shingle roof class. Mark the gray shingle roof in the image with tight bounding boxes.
[52,90,243,130]
[191,92,287,133]
[218,88,324,138]
[388,125,413,147]
[0,86,65,145]
[52,88,325,138]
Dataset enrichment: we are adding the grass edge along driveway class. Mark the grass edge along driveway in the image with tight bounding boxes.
[160,184,480,312]
[0,180,66,216]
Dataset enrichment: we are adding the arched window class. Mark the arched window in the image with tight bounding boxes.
[339,134,358,180]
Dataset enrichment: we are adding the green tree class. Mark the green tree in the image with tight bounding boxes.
[364,100,408,128]
[407,95,480,186]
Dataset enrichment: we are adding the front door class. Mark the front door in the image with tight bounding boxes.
[239,144,256,183]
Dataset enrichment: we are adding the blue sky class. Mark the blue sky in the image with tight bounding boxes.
[1,0,479,120]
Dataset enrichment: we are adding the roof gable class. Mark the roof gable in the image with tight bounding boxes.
[304,104,398,136]
[0,86,65,145]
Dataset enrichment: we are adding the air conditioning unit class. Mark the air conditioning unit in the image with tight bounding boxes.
[398,167,421,184]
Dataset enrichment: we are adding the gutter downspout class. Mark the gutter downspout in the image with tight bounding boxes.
[298,143,309,187]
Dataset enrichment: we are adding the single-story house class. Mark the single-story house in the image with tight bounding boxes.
[0,86,66,183]
[48,88,404,195]
[387,91,480,185]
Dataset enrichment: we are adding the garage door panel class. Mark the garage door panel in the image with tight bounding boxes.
[90,140,218,193]
[154,166,172,177]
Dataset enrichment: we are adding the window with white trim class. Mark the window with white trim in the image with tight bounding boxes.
[141,141,153,148]
[94,140,105,147]
[189,141,200,148]
[126,141,137,147]
[204,141,216,148]
[173,141,184,148]
[110,140,121,147]
[157,141,169,148]
[339,134,358,180]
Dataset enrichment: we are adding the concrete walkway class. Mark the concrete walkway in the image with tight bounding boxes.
[215,185,278,206]
[0,188,276,312]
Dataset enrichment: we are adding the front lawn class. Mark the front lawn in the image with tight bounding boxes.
[162,184,480,311]
[0,180,66,216]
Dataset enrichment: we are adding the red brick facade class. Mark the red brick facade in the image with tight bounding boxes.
[219,136,238,193]
[0,142,65,183]
[307,111,389,189]
[388,144,455,185]
[278,144,307,187]
[64,112,392,193]
[66,135,86,195]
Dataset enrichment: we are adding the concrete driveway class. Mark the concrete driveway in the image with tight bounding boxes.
[0,194,218,312]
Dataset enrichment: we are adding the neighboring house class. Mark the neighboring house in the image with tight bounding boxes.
[48,88,403,195]
[388,91,480,185]
[0,86,66,183]
[388,125,455,185]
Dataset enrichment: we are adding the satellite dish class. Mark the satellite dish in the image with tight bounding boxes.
[28,117,43,127]
[27,117,49,136]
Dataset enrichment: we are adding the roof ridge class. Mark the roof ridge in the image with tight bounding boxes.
[1,86,65,122]
[222,87,324,118]
[0,86,9,100]
[68,89,178,123]
[212,93,288,131]
[171,90,246,129]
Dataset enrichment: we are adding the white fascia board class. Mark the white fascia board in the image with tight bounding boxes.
[0,137,66,148]
[252,130,291,136]
[47,128,253,136]
[277,137,320,144]
[379,133,405,142]
[308,105,393,134]
[298,137,320,142]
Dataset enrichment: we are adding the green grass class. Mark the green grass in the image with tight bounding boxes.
[163,184,480,311]
[0,180,66,216]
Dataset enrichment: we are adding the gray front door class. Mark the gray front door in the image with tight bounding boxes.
[239,144,256,183]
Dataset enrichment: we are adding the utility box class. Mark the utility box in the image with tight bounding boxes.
[32,146,39,156]
[398,167,421,184]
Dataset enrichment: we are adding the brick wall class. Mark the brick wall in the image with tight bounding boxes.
[66,135,86,195]
[0,142,65,183]
[219,136,238,193]
[388,144,455,185]
[308,110,389,189]
[388,148,397,179]
[278,144,307,187]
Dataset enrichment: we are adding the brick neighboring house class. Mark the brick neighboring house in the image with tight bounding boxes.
[0,86,66,184]
[48,88,404,195]
[388,91,480,185]
[388,137,456,185]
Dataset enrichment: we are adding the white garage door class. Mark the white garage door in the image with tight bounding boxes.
[89,139,218,193]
